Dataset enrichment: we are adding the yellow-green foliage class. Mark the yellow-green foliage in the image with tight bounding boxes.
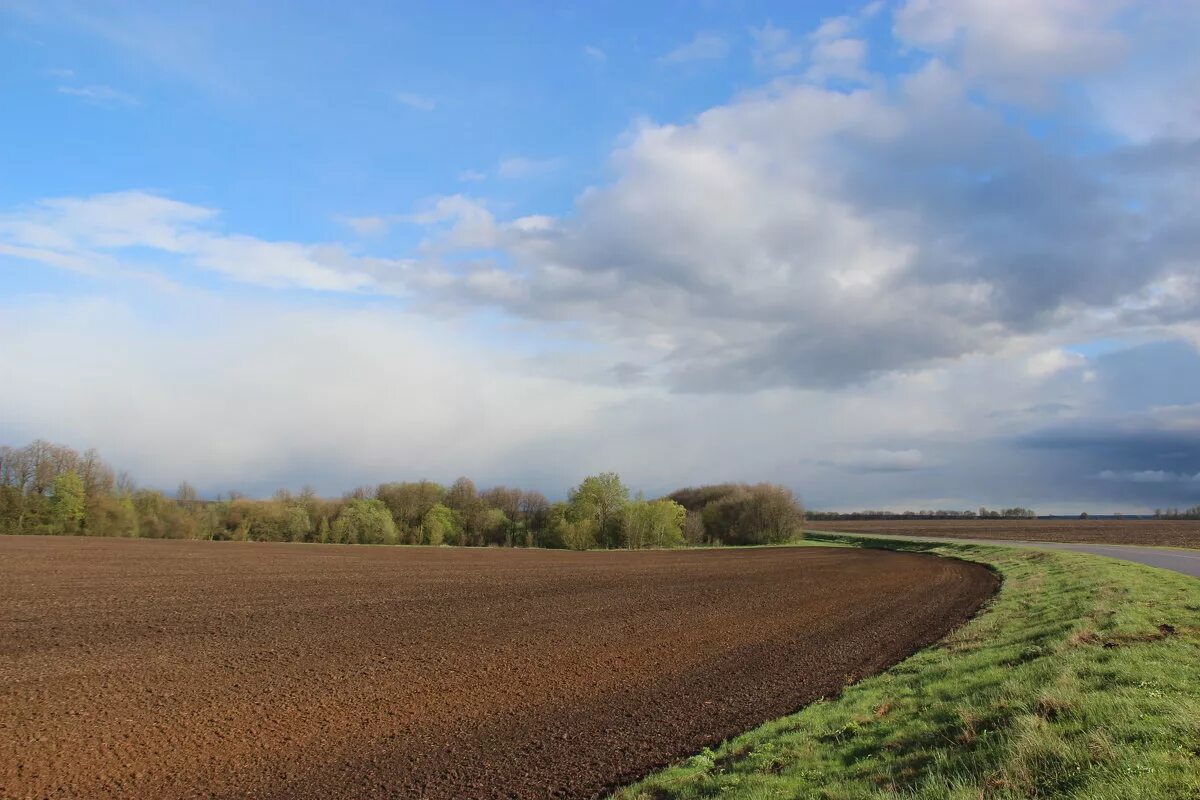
[50,470,85,533]
[623,498,687,549]
[420,502,456,546]
[331,498,397,545]
[615,537,1200,800]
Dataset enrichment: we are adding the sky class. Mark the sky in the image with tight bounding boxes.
[2,0,1200,512]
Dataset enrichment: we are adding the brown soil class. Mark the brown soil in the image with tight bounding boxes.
[0,536,995,800]
[809,519,1200,548]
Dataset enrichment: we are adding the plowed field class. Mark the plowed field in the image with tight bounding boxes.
[808,519,1200,548]
[1,537,995,799]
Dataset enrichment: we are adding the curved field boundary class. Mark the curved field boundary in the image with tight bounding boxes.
[615,534,1200,800]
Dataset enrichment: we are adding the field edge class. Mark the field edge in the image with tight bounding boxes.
[612,534,1200,800]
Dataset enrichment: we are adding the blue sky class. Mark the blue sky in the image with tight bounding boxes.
[3,0,1200,512]
[3,1,871,242]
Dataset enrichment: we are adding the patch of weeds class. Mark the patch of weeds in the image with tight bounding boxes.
[686,747,717,771]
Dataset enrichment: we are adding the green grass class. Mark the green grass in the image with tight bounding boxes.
[614,534,1200,799]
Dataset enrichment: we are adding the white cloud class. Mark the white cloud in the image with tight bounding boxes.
[827,448,927,473]
[583,45,607,63]
[660,33,730,64]
[750,23,803,71]
[337,215,390,235]
[861,1,886,20]
[1094,70,1200,143]
[1097,469,1200,483]
[395,91,435,111]
[806,37,868,82]
[0,191,376,292]
[0,236,1182,509]
[373,44,1194,409]
[412,27,1195,393]
[403,194,500,250]
[812,15,856,42]
[337,194,509,243]
[10,2,253,98]
[1087,4,1200,142]
[452,158,565,183]
[418,83,997,387]
[1026,349,1087,378]
[751,11,874,82]
[495,156,565,179]
[0,294,617,496]
[893,0,1130,103]
[57,84,139,107]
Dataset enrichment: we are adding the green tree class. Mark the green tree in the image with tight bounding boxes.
[543,502,597,550]
[519,490,550,544]
[420,502,457,546]
[682,509,706,545]
[132,490,172,539]
[284,506,313,542]
[482,507,512,546]
[676,483,805,545]
[176,481,199,507]
[622,498,686,549]
[568,472,630,548]
[0,485,26,534]
[444,477,477,509]
[51,470,85,534]
[118,493,139,537]
[332,499,397,545]
[444,477,488,545]
[376,481,445,542]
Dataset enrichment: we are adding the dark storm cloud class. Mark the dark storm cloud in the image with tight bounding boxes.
[1017,406,1200,507]
[1092,341,1200,413]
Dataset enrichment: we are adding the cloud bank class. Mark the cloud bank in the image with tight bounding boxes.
[3,0,1200,510]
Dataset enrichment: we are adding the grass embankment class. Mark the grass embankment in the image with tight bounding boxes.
[615,534,1200,799]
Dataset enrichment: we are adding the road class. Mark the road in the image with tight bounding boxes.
[808,530,1200,580]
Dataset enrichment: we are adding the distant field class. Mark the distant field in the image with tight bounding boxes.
[0,536,993,800]
[808,519,1200,548]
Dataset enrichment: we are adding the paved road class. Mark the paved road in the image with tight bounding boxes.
[808,530,1200,580]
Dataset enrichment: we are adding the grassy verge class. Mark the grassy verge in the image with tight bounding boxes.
[614,534,1200,799]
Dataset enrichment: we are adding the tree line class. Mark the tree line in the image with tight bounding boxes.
[0,441,805,549]
[807,507,1038,521]
[1154,507,1200,520]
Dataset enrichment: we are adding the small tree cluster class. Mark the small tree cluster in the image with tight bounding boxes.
[543,473,687,550]
[979,507,1037,519]
[1155,506,1200,520]
[668,483,805,545]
